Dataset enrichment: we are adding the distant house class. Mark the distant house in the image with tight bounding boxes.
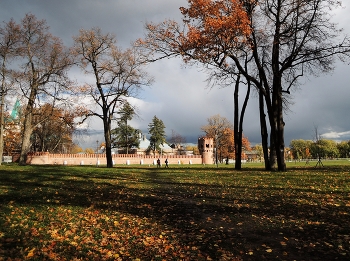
[244,150,261,162]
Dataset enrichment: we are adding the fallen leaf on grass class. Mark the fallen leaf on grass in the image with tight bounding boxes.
[26,247,36,258]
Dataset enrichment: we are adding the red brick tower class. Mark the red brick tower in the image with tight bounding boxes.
[198,137,214,164]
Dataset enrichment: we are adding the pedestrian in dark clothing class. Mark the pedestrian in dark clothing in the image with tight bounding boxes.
[157,158,161,168]
[165,158,169,168]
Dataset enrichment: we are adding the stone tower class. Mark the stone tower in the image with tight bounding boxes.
[198,137,214,164]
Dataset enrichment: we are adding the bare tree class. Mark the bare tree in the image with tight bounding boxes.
[30,104,79,153]
[168,129,186,154]
[73,28,153,167]
[13,14,73,165]
[313,125,324,167]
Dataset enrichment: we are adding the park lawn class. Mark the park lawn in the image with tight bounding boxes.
[0,164,349,260]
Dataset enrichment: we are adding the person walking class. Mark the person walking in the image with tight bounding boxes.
[157,158,161,168]
[165,158,169,168]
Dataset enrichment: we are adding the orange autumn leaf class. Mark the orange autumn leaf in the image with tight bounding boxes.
[26,248,36,258]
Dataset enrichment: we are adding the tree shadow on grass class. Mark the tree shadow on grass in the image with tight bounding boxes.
[0,166,349,260]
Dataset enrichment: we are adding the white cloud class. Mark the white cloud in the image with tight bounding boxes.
[322,130,350,139]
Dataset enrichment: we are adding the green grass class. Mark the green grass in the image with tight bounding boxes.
[0,163,350,260]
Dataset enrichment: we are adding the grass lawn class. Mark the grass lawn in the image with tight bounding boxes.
[0,161,350,260]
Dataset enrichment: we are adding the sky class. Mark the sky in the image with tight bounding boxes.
[1,0,350,149]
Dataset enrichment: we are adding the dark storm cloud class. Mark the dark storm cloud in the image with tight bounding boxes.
[1,0,350,148]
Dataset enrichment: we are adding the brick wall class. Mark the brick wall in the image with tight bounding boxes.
[25,152,203,166]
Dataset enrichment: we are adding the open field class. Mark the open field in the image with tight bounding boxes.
[0,162,350,260]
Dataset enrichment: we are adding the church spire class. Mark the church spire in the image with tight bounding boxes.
[10,99,20,120]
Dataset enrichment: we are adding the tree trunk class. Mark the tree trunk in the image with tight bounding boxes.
[233,75,241,169]
[276,89,286,171]
[125,119,129,154]
[0,90,4,165]
[103,111,113,168]
[0,56,6,165]
[1,56,8,165]
[19,115,33,165]
[238,78,250,165]
[269,98,278,170]
[259,88,271,170]
[270,13,286,171]
[233,74,250,170]
[269,85,286,171]
[19,86,37,165]
[215,136,218,166]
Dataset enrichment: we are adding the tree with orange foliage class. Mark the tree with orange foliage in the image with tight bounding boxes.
[139,0,350,171]
[219,128,235,163]
[30,104,78,153]
[3,113,21,156]
[217,127,251,164]
[138,0,251,60]
[139,0,255,170]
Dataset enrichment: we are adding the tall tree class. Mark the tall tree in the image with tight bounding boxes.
[233,73,251,169]
[73,28,153,167]
[14,14,73,165]
[139,0,350,171]
[116,101,137,154]
[148,115,166,156]
[111,124,140,154]
[0,19,20,164]
[112,102,140,154]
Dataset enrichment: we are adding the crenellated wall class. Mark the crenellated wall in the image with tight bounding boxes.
[25,152,203,166]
